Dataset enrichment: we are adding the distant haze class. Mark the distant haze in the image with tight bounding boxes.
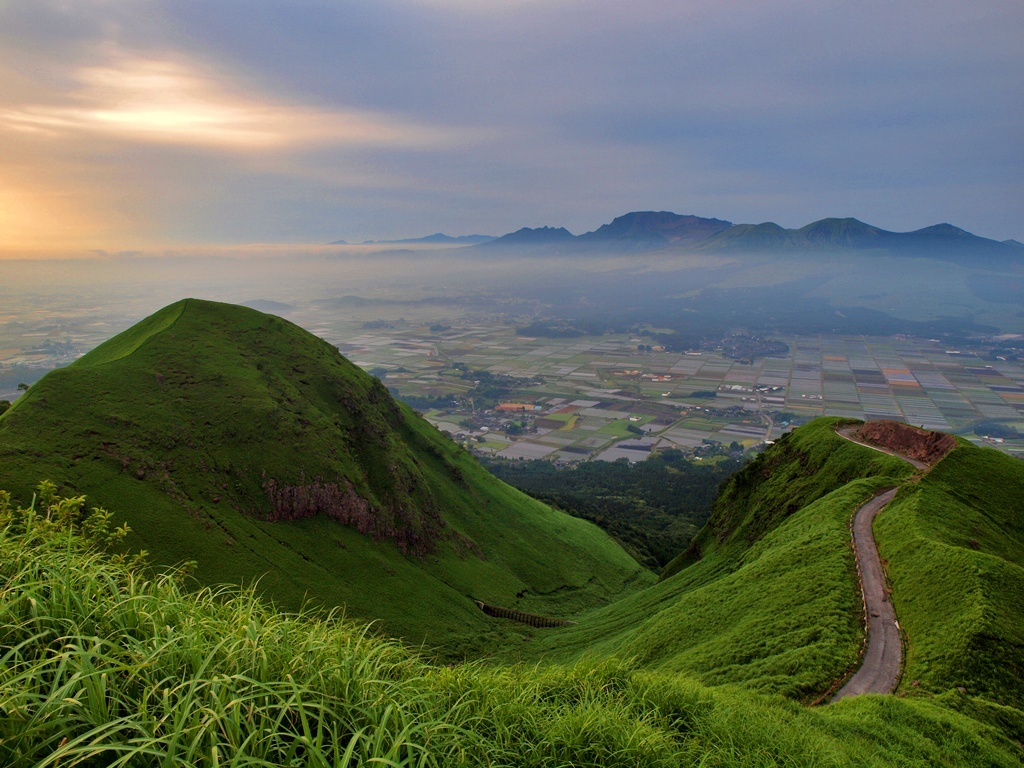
[0,0,1021,255]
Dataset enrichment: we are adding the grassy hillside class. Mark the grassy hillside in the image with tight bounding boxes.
[514,417,1023,743]
[520,419,916,699]
[875,441,1024,708]
[663,418,915,578]
[2,490,1020,768]
[0,299,650,652]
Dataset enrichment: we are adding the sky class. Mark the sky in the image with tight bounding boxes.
[0,0,1021,255]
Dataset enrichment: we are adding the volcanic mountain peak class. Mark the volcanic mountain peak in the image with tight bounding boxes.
[483,225,575,247]
[577,211,732,247]
[911,222,972,237]
[797,217,888,248]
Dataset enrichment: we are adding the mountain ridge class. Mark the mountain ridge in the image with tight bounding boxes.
[576,211,732,249]
[472,211,1020,261]
[353,233,495,245]
[522,416,1024,715]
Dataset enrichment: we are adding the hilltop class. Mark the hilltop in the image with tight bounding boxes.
[0,299,650,651]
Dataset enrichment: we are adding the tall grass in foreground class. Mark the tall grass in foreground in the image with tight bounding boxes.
[1,486,1020,767]
[0,486,480,767]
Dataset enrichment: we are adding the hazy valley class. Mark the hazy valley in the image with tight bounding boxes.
[2,235,1023,763]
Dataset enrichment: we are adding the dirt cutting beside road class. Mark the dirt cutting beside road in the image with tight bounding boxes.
[837,421,955,470]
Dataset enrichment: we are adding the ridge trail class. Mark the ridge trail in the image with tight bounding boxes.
[831,486,902,700]
[830,424,936,701]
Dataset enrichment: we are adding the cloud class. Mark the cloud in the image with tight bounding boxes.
[0,52,455,151]
[0,0,1020,250]
[0,36,472,251]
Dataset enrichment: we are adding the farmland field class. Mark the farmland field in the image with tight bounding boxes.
[3,288,1023,459]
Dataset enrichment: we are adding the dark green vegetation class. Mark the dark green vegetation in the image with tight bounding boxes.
[480,451,741,569]
[2,488,1021,767]
[0,299,650,651]
[973,420,1020,439]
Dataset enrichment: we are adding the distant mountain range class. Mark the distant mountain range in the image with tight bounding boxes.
[477,225,574,247]
[479,211,1022,261]
[329,212,1020,262]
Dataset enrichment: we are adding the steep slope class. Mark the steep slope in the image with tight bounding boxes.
[875,442,1024,707]
[521,419,916,699]
[0,299,650,650]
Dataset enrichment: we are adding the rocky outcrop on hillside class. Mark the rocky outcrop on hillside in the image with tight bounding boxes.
[855,421,956,465]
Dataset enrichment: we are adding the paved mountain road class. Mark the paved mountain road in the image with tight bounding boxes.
[831,487,902,701]
[828,425,938,701]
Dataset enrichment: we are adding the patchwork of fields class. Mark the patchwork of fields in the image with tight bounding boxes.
[327,322,1024,460]
[3,294,1023,459]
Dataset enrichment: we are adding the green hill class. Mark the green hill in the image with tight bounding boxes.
[2,309,1023,765]
[0,299,650,652]
[875,441,1024,707]
[520,419,917,699]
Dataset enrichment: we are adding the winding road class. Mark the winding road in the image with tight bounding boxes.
[829,426,928,701]
[835,426,928,471]
[831,487,902,701]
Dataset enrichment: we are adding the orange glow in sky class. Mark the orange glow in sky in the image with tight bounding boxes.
[0,53,458,254]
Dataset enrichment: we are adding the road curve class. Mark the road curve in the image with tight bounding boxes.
[835,426,928,470]
[831,487,902,701]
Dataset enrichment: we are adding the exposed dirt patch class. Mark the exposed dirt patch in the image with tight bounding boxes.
[854,421,956,466]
